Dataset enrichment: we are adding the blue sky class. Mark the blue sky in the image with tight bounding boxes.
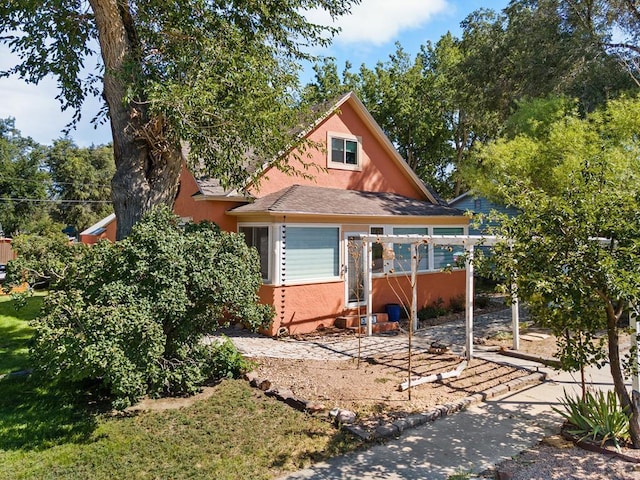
[0,0,509,147]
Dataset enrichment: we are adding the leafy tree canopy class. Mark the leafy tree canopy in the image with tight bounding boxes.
[0,0,361,239]
[303,0,634,199]
[474,95,640,446]
[46,139,114,234]
[0,118,50,236]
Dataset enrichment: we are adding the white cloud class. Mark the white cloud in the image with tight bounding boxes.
[306,0,450,46]
[0,45,111,146]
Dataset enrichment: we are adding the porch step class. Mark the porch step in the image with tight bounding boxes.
[335,313,389,329]
[347,321,399,335]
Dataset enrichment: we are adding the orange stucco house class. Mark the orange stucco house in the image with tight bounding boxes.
[81,92,468,335]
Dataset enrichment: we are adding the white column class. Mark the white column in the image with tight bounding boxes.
[411,243,418,332]
[632,305,640,392]
[465,244,474,360]
[511,283,520,351]
[364,240,373,337]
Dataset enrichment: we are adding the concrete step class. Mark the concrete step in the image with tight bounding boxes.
[335,313,389,329]
[347,321,399,335]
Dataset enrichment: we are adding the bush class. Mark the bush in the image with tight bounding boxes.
[449,294,465,313]
[418,297,448,321]
[474,295,491,309]
[28,207,273,409]
[553,389,630,451]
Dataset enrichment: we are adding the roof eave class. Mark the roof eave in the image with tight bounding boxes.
[228,210,466,221]
[191,193,254,202]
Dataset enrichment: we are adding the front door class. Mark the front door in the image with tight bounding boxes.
[345,233,366,307]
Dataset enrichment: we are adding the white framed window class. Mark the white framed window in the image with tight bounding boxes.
[370,226,385,274]
[433,227,465,270]
[392,227,429,273]
[367,225,467,275]
[282,226,340,283]
[239,225,271,283]
[327,131,362,171]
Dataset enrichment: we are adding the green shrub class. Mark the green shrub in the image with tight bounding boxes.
[27,207,273,409]
[449,294,465,313]
[553,389,630,451]
[418,297,448,321]
[474,295,491,309]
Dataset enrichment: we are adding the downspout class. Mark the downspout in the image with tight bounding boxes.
[278,217,287,336]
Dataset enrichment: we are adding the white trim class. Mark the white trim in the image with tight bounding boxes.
[238,92,439,205]
[336,93,439,204]
[448,190,473,206]
[327,131,362,171]
[238,223,273,284]
[344,231,368,308]
[80,213,116,236]
[367,224,469,275]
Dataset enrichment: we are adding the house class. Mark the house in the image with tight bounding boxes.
[0,238,14,265]
[448,191,519,236]
[81,92,468,335]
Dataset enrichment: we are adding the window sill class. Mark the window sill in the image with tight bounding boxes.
[328,162,362,172]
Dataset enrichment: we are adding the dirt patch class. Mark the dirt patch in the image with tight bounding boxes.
[252,351,530,421]
[485,328,561,359]
[124,386,220,413]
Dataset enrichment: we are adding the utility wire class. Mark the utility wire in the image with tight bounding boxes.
[0,197,111,204]
[1,176,112,188]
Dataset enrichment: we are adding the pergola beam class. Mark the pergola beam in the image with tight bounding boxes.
[357,234,517,360]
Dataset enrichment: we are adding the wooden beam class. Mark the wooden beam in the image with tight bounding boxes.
[399,361,468,391]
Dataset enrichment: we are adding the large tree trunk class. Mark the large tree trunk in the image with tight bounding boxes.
[89,0,182,240]
[605,305,640,447]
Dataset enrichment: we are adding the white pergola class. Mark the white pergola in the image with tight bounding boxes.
[358,234,519,360]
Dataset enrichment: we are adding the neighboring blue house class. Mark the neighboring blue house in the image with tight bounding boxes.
[448,191,519,236]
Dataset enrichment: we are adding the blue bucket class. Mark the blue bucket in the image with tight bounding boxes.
[386,304,401,322]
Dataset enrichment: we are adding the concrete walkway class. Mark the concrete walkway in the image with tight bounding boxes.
[215,309,625,479]
[277,361,618,480]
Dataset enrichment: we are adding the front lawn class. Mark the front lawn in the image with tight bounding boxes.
[0,294,361,479]
[0,293,43,374]
[0,379,358,479]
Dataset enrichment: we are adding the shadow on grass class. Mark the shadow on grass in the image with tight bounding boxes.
[0,295,42,374]
[270,426,364,470]
[0,322,33,374]
[0,374,100,451]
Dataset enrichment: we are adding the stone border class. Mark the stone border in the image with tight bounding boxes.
[345,370,547,440]
[561,426,640,464]
[244,366,547,441]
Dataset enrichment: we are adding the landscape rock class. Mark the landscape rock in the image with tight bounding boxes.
[304,400,326,413]
[329,408,357,425]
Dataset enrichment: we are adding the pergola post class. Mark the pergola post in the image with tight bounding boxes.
[632,305,640,393]
[411,243,418,332]
[511,283,520,350]
[465,243,474,360]
[364,240,373,337]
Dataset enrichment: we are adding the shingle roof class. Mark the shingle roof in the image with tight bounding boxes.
[228,185,464,217]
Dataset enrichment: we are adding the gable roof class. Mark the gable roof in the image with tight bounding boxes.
[448,191,473,206]
[191,92,439,205]
[228,185,463,218]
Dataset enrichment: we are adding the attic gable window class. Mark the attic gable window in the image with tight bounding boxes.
[328,132,361,171]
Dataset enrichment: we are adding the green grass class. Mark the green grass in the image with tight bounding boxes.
[0,295,362,479]
[0,379,360,479]
[0,293,44,374]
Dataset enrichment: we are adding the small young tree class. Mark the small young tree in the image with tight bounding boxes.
[471,95,640,446]
[12,207,273,409]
